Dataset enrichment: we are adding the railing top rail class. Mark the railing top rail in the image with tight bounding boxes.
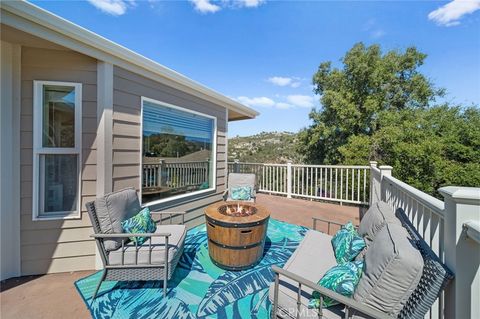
[143,160,209,165]
[227,162,288,167]
[228,162,371,169]
[464,221,480,245]
[383,174,445,217]
[290,164,370,169]
[370,165,381,174]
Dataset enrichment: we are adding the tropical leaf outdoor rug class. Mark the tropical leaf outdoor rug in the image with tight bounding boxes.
[75,219,308,319]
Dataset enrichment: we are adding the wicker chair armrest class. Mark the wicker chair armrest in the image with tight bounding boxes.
[90,233,171,239]
[271,266,392,319]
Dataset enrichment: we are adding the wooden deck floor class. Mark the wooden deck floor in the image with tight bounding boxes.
[257,193,363,234]
[0,194,363,319]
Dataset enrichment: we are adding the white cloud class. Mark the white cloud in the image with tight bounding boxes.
[267,76,302,88]
[238,0,264,8]
[428,0,480,26]
[87,0,131,16]
[237,96,275,108]
[363,18,386,39]
[236,95,315,109]
[275,102,294,109]
[286,95,314,108]
[190,0,264,13]
[190,0,221,13]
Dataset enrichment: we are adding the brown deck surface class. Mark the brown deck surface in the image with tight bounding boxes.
[0,194,362,319]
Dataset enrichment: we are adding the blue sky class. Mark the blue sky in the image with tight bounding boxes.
[32,0,480,137]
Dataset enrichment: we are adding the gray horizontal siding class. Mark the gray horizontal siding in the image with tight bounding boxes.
[20,46,97,275]
[112,65,227,220]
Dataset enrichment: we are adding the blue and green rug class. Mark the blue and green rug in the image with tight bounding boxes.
[75,219,308,319]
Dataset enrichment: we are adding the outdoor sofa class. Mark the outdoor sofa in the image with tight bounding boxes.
[86,187,187,299]
[269,201,453,319]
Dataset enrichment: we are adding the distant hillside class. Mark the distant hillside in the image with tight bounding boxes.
[228,131,304,164]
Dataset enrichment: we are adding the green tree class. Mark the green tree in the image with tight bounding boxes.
[299,42,443,164]
[299,43,480,197]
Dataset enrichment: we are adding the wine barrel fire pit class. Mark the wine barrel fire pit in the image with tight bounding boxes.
[205,201,270,270]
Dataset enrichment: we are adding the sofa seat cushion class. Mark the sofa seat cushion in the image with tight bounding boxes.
[108,224,187,266]
[353,223,424,316]
[268,230,344,318]
[358,201,401,245]
[283,230,337,280]
[95,187,142,251]
[269,276,347,319]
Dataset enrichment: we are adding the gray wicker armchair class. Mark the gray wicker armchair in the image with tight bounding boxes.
[85,187,187,299]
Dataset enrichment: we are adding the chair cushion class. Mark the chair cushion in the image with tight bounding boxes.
[230,186,252,200]
[353,223,424,316]
[268,230,345,319]
[95,187,142,251]
[309,260,364,309]
[121,207,157,245]
[331,222,366,264]
[108,224,187,266]
[358,201,401,245]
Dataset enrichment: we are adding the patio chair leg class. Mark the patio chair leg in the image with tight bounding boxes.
[92,270,106,300]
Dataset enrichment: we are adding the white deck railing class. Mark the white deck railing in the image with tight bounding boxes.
[143,160,209,189]
[228,161,370,205]
[229,160,480,318]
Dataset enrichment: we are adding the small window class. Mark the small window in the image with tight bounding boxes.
[141,97,216,205]
[33,81,82,220]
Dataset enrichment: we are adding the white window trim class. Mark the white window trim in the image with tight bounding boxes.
[32,80,82,220]
[140,96,217,207]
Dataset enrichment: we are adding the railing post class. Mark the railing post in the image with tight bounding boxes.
[158,160,164,187]
[369,161,377,206]
[234,159,240,173]
[286,161,292,198]
[439,186,480,319]
[378,165,392,202]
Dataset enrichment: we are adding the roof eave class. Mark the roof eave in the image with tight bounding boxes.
[1,1,259,119]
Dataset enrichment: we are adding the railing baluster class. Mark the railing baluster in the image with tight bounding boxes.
[340,168,343,202]
[296,283,302,319]
[329,167,333,199]
[356,169,359,202]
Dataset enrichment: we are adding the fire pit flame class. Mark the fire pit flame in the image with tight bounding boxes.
[219,203,257,217]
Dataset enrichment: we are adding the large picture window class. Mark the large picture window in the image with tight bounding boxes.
[141,97,216,205]
[33,81,82,220]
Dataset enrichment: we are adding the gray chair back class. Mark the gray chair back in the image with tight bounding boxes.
[228,173,256,190]
[227,173,256,201]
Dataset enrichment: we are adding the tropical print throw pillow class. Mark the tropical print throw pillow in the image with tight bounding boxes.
[121,207,157,245]
[309,260,364,309]
[331,222,366,264]
[230,186,252,200]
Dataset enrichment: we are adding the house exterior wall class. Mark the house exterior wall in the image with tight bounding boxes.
[1,41,21,280]
[3,18,233,276]
[19,46,98,275]
[14,47,229,275]
[112,66,227,228]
